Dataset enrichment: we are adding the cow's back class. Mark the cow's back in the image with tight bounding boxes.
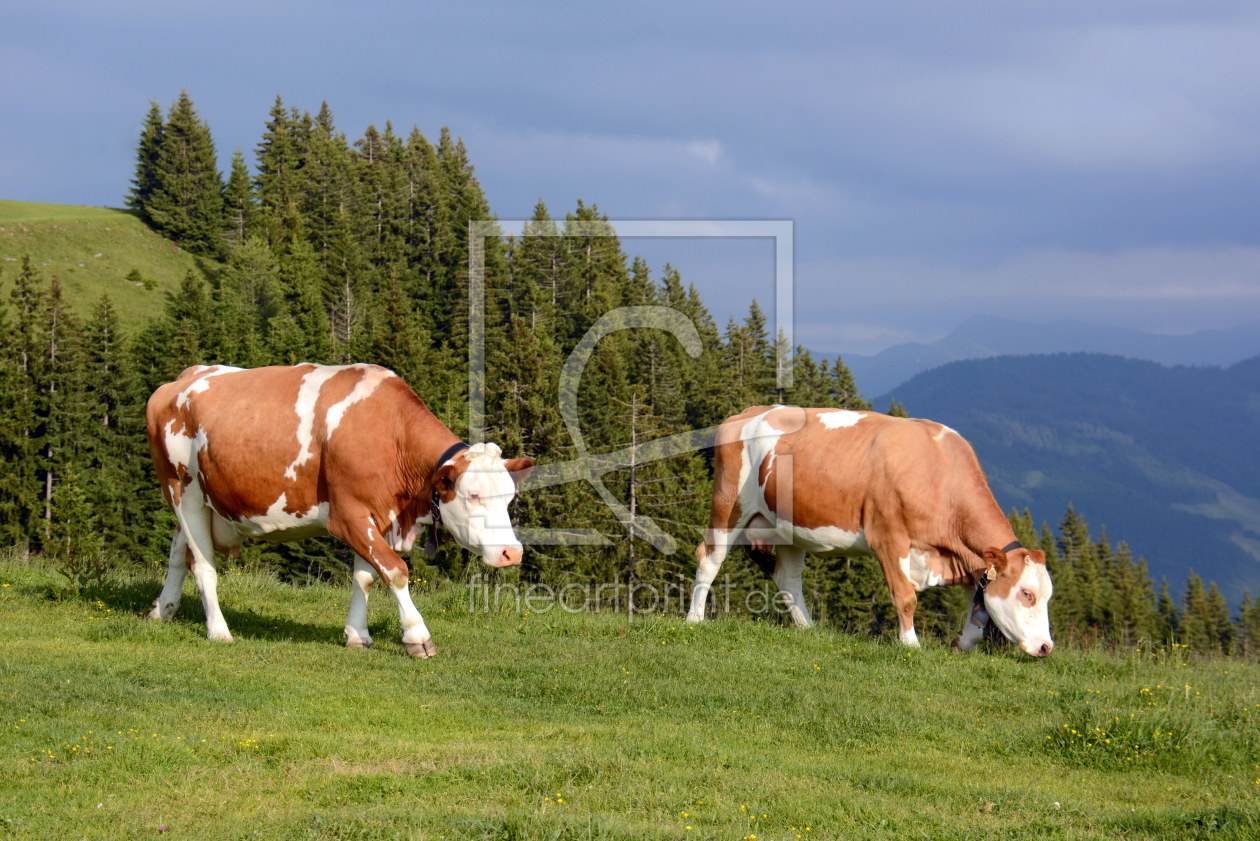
[146,363,407,520]
[724,406,992,538]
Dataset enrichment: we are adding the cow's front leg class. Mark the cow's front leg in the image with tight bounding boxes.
[874,541,921,647]
[952,586,988,652]
[344,556,377,649]
[329,509,436,658]
[772,545,814,628]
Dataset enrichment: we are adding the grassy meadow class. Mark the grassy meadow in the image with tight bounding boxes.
[0,199,205,328]
[1,553,1258,841]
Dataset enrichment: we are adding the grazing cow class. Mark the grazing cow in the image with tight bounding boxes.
[146,363,533,657]
[686,406,1054,656]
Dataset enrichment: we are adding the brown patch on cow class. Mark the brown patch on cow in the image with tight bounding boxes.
[433,457,470,504]
[504,458,535,486]
[979,546,1027,599]
[757,450,774,490]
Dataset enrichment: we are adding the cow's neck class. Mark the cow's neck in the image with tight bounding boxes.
[959,510,1020,576]
[398,401,464,512]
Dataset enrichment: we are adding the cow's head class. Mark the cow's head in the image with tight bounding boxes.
[433,442,534,567]
[976,545,1055,657]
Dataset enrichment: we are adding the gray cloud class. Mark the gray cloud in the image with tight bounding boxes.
[4,1,1259,352]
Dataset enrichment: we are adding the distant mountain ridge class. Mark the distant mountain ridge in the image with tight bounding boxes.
[875,352,1260,603]
[824,316,1260,398]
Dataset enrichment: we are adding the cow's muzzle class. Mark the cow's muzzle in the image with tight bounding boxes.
[494,546,523,567]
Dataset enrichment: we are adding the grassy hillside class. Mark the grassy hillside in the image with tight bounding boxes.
[0,199,207,330]
[2,554,1257,840]
[879,353,1260,604]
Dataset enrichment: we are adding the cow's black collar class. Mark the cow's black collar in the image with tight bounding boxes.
[434,441,471,474]
[424,441,470,556]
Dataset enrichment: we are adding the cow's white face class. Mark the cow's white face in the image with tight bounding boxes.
[435,443,533,568]
[982,547,1055,657]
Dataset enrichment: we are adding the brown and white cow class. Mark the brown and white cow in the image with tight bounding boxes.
[686,406,1054,656]
[145,363,533,657]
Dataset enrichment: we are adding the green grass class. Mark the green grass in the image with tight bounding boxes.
[0,198,207,329]
[1,555,1258,840]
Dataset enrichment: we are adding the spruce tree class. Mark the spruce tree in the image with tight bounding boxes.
[210,235,279,367]
[125,101,165,219]
[35,277,90,550]
[81,295,147,555]
[0,266,39,548]
[1237,590,1260,658]
[1179,571,1232,654]
[255,96,306,238]
[144,91,226,256]
[222,149,257,248]
[1155,577,1180,643]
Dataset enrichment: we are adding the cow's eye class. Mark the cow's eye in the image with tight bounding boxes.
[1018,589,1036,607]
[468,492,481,503]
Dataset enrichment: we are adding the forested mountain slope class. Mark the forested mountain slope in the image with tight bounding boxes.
[879,353,1260,601]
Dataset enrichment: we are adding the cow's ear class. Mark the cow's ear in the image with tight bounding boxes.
[434,463,460,495]
[981,546,1011,575]
[1027,548,1046,565]
[505,457,535,487]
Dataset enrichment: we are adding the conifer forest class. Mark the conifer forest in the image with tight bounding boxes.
[2,92,1258,656]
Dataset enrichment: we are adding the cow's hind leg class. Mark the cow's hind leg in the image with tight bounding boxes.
[148,526,189,621]
[344,556,378,648]
[772,545,813,628]
[173,493,233,643]
[687,524,746,622]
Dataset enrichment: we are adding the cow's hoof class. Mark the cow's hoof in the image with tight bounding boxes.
[207,631,234,643]
[950,637,967,653]
[404,638,437,658]
[148,601,175,621]
[344,634,373,649]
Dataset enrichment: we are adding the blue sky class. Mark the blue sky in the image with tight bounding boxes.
[4,1,1260,354]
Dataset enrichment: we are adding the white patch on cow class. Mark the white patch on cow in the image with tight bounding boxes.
[789,523,871,558]
[175,365,243,409]
[399,522,421,552]
[899,547,946,591]
[325,365,394,437]
[236,492,329,541]
[163,419,194,472]
[736,409,788,516]
[899,627,921,647]
[818,410,866,429]
[933,424,958,440]
[284,365,343,480]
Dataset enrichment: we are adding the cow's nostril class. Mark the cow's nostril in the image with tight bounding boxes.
[500,547,522,566]
[1039,642,1053,657]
